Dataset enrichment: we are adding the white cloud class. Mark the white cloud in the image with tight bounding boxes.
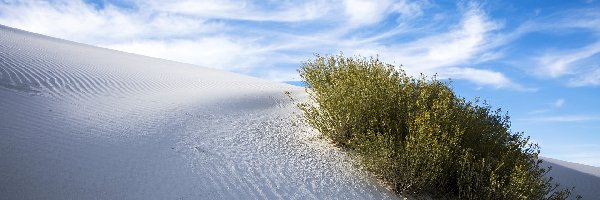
[522,115,600,123]
[421,7,497,66]
[441,67,538,92]
[338,5,522,89]
[496,10,600,83]
[337,0,427,30]
[527,98,566,115]
[569,67,600,87]
[536,42,600,78]
[342,0,392,26]
[439,67,535,91]
[527,109,550,115]
[553,98,565,108]
[0,0,543,90]
[0,0,222,44]
[104,37,266,70]
[138,0,333,22]
[378,8,493,68]
[0,1,133,43]
[443,67,510,87]
[469,9,600,88]
[390,0,425,18]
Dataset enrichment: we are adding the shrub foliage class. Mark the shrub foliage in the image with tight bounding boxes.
[297,54,576,199]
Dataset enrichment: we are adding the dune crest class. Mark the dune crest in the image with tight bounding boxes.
[540,157,600,199]
[0,25,397,199]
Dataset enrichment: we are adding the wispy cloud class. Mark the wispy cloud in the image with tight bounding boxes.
[104,37,268,70]
[521,115,600,123]
[513,9,600,86]
[0,0,597,90]
[569,67,600,87]
[341,0,424,27]
[536,42,600,78]
[340,4,531,90]
[137,0,335,22]
[2,0,497,84]
[527,98,566,115]
[553,98,565,108]
[0,1,224,44]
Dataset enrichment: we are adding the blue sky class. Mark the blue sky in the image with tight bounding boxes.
[1,0,599,166]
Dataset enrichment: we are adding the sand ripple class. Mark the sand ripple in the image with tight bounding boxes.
[0,25,397,199]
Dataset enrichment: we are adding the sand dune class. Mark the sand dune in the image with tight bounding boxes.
[540,157,600,199]
[0,25,397,199]
[1,24,598,199]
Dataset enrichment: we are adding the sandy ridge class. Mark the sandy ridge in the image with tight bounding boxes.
[0,25,397,199]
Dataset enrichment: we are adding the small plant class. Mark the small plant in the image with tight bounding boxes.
[296,53,577,199]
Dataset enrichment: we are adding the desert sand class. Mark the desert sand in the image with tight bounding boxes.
[0,25,396,199]
[0,24,598,199]
[540,157,600,199]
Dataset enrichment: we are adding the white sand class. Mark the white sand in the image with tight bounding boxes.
[541,157,600,199]
[0,25,397,199]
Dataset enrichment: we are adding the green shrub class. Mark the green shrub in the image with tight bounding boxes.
[296,53,577,199]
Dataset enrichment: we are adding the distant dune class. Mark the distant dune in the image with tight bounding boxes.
[540,157,600,199]
[1,24,598,199]
[0,25,397,199]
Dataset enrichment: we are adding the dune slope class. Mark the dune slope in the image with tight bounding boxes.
[540,157,600,199]
[0,25,397,199]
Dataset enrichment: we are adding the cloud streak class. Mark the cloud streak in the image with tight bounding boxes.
[521,115,600,123]
[0,0,513,87]
[569,68,600,86]
[0,0,597,89]
[537,42,600,78]
[553,98,565,108]
[137,0,335,22]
